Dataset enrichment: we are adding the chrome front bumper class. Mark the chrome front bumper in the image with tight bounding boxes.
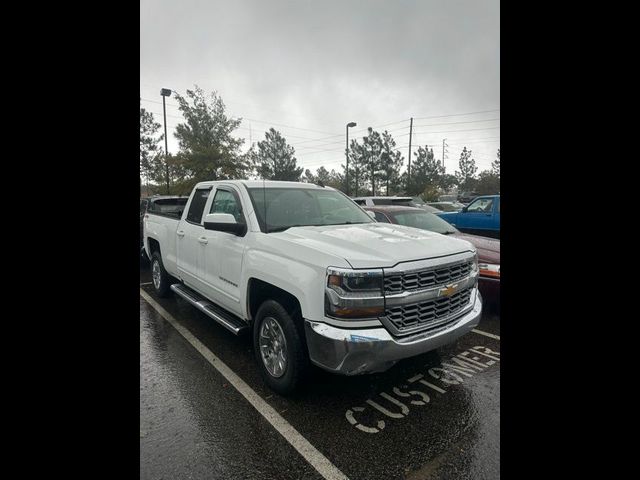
[304,288,482,375]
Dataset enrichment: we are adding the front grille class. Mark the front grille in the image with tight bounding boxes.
[385,287,473,333]
[384,261,473,294]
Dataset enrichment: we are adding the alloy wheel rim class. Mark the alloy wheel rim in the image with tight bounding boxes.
[152,260,161,290]
[259,317,288,378]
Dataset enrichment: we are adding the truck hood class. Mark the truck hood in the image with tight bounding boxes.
[273,223,475,269]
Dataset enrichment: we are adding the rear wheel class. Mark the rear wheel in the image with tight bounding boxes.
[253,300,308,395]
[151,251,171,298]
[140,247,150,268]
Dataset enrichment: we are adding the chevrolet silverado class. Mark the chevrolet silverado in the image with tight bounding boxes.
[143,180,483,394]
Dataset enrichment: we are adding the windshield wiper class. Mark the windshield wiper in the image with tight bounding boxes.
[267,224,323,233]
[267,221,367,233]
[441,230,457,235]
[327,221,368,226]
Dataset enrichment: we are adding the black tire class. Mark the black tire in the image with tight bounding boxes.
[140,248,150,268]
[253,300,308,395]
[150,251,172,298]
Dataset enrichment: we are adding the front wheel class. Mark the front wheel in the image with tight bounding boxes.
[151,251,171,298]
[253,300,308,395]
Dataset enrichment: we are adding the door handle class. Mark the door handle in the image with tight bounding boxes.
[198,237,208,244]
[177,230,185,237]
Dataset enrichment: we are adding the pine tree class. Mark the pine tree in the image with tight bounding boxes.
[251,128,303,181]
[173,85,249,187]
[406,146,443,195]
[454,147,478,192]
[343,138,367,195]
[491,148,500,177]
[379,130,404,195]
[140,103,164,188]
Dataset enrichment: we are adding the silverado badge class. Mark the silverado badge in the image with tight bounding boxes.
[439,283,459,297]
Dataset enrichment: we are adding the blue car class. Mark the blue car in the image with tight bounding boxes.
[436,195,500,238]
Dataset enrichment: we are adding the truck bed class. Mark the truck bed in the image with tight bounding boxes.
[143,211,181,277]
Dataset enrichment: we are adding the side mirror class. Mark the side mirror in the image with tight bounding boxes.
[366,210,376,219]
[461,206,468,213]
[203,213,246,236]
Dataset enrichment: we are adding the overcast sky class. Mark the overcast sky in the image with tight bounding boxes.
[140,0,499,176]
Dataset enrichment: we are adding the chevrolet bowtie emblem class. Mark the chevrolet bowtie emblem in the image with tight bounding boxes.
[439,283,459,297]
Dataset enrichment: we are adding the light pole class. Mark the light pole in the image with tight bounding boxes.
[345,122,356,195]
[442,138,448,173]
[160,88,172,194]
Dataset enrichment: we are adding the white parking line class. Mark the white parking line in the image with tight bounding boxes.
[139,289,349,480]
[472,329,500,340]
[140,282,153,286]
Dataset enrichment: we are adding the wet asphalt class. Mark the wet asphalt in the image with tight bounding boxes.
[140,266,500,480]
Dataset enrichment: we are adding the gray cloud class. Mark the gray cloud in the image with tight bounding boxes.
[141,0,499,173]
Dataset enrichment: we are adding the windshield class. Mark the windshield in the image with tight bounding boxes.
[392,211,458,234]
[247,187,373,233]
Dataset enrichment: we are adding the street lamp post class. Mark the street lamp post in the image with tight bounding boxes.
[160,88,172,194]
[345,122,356,195]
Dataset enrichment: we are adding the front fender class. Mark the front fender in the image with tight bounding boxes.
[242,249,329,322]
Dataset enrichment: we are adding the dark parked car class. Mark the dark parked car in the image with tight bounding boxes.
[365,205,500,305]
[406,196,443,213]
[140,196,188,260]
[351,196,439,212]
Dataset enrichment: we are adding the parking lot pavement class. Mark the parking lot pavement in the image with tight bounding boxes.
[140,297,324,480]
[140,267,500,480]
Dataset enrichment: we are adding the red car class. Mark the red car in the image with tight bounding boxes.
[365,205,500,306]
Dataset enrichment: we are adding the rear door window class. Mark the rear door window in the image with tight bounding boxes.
[186,188,211,224]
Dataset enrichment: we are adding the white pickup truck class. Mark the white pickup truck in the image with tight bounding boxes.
[143,180,482,393]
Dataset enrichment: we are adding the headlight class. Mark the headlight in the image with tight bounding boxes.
[325,267,384,318]
[478,263,500,278]
[470,251,479,273]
